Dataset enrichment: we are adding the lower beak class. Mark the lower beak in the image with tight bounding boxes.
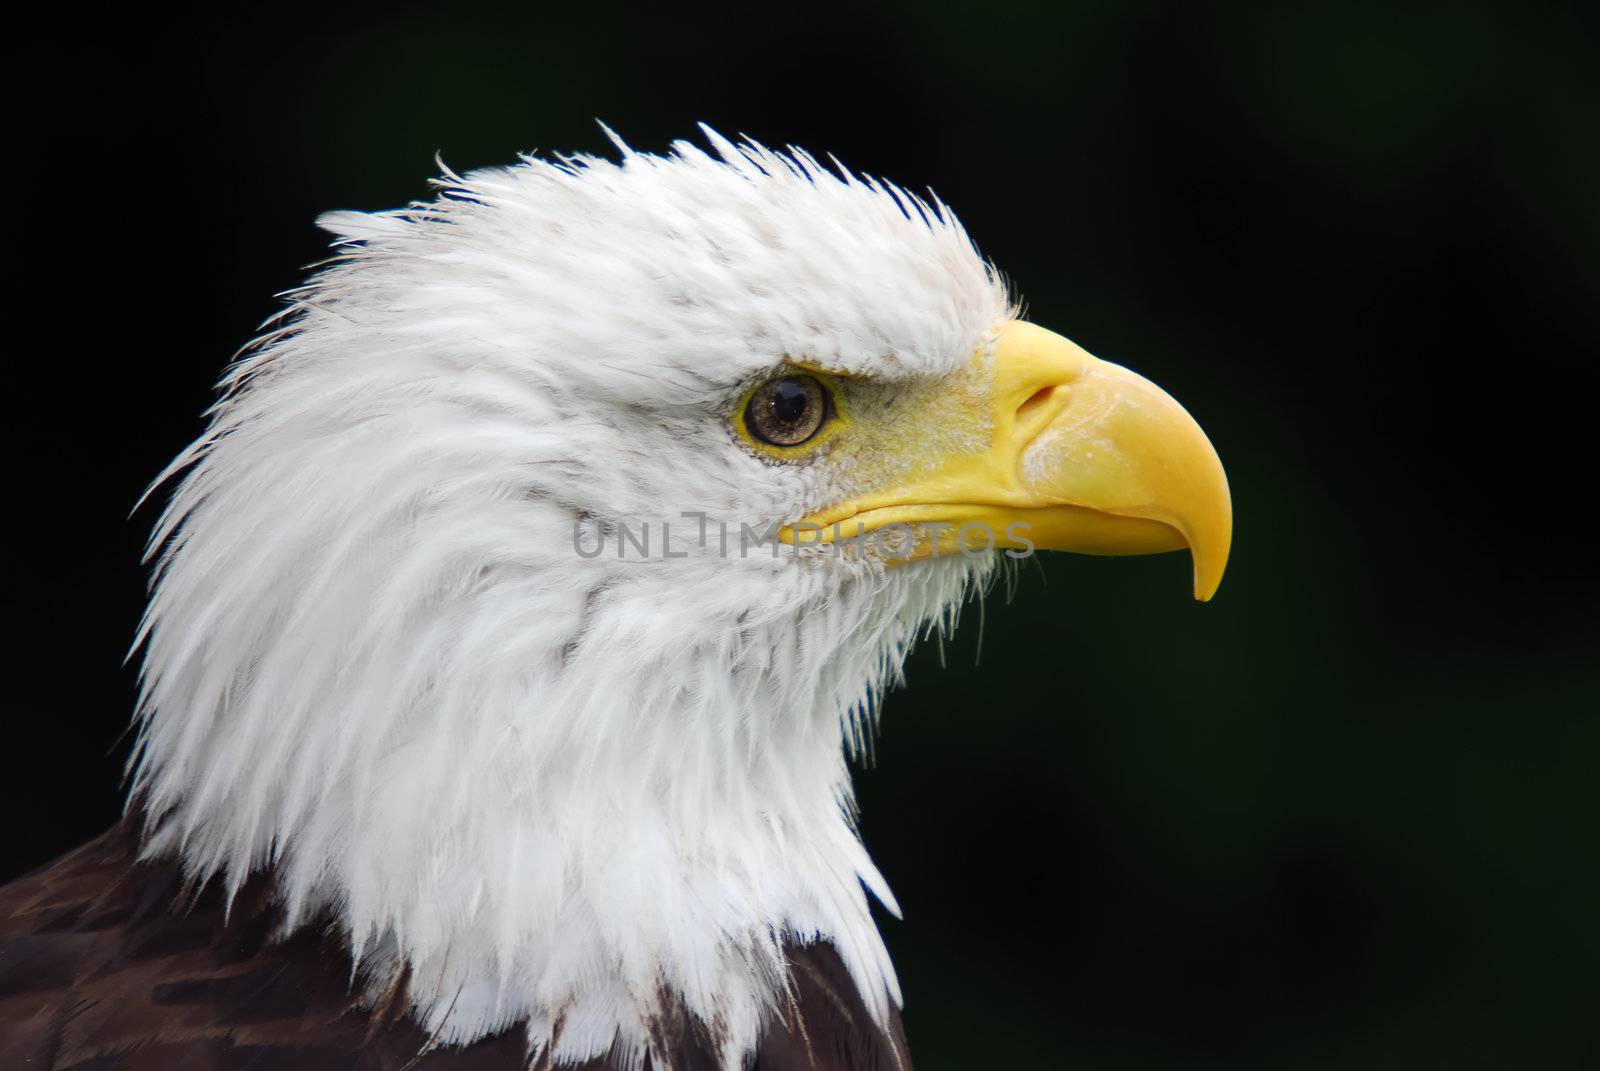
[782,320,1233,601]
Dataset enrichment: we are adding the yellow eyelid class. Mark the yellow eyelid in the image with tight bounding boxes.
[733,369,849,459]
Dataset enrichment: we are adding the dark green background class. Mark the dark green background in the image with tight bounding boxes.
[7,2,1597,1066]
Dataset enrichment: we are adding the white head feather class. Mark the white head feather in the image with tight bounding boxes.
[129,127,1010,1068]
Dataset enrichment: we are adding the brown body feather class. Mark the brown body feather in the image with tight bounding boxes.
[0,823,911,1071]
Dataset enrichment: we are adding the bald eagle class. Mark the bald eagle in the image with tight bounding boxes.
[0,128,1230,1070]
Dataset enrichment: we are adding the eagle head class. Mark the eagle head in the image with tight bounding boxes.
[129,127,1230,1068]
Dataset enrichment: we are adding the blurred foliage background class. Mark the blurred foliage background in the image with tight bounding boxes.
[6,2,1597,1066]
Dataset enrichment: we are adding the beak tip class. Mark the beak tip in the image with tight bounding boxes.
[1189,542,1230,602]
[1186,478,1232,603]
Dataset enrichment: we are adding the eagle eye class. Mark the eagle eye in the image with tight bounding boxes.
[744,374,830,448]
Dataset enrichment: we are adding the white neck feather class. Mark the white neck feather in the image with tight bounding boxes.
[133,475,984,1066]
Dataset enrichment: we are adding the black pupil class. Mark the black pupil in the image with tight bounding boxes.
[769,379,810,424]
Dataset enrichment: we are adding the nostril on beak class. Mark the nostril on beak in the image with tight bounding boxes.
[1016,385,1055,422]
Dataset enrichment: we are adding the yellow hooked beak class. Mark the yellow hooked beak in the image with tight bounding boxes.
[781,320,1232,600]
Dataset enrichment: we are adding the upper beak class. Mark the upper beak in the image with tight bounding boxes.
[783,320,1233,600]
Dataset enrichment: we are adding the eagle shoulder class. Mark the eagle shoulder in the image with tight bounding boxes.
[0,824,911,1070]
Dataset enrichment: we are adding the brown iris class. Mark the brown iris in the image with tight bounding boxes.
[745,375,829,447]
